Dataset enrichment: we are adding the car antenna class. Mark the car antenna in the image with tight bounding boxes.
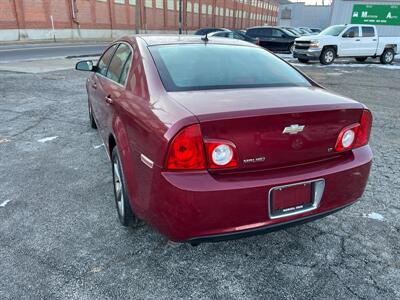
[201,33,209,43]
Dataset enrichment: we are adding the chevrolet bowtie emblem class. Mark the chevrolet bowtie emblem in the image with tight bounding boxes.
[282,124,305,135]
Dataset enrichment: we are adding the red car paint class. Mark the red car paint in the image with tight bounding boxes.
[85,36,372,242]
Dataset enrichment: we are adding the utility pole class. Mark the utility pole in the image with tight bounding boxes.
[179,0,182,34]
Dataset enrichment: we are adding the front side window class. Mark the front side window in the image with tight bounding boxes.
[97,44,118,76]
[272,29,285,38]
[106,44,132,84]
[343,26,359,38]
[149,44,311,92]
[362,27,375,37]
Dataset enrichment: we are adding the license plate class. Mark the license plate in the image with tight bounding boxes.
[268,179,325,219]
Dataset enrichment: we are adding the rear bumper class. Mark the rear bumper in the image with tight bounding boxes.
[188,202,352,244]
[146,146,372,242]
[293,48,321,60]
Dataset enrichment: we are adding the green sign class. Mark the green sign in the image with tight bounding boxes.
[351,4,400,26]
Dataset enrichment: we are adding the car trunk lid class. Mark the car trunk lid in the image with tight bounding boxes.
[168,87,364,171]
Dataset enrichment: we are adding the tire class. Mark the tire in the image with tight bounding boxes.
[380,48,395,64]
[298,58,309,63]
[289,43,295,54]
[319,47,336,65]
[355,57,368,62]
[88,103,97,129]
[111,146,137,227]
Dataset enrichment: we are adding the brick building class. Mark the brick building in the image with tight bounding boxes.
[0,0,279,41]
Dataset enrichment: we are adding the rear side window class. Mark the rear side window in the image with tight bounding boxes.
[106,43,132,84]
[149,44,311,92]
[97,44,118,76]
[362,27,375,37]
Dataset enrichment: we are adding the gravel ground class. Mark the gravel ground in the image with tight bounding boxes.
[0,60,399,299]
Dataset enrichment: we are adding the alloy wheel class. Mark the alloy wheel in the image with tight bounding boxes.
[325,50,334,63]
[113,161,125,218]
[385,51,393,63]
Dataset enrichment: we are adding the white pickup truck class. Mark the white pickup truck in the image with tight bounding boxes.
[293,24,399,65]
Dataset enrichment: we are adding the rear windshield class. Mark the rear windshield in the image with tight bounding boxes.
[149,44,311,92]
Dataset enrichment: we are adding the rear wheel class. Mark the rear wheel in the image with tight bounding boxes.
[380,48,395,64]
[88,103,97,129]
[355,57,368,62]
[319,47,336,65]
[298,58,309,63]
[111,146,137,227]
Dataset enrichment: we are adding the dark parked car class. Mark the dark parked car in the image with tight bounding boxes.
[246,26,298,53]
[75,35,372,243]
[208,30,259,44]
[194,28,229,35]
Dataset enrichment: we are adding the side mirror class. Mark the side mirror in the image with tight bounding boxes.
[75,60,94,72]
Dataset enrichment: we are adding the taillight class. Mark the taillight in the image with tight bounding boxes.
[335,109,372,152]
[205,140,238,169]
[166,124,206,171]
[354,109,372,148]
[165,125,238,171]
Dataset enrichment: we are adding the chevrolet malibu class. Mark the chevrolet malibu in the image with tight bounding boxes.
[76,36,372,244]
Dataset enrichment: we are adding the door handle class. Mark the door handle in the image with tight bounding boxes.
[372,39,377,41]
[105,95,113,104]
[355,39,361,41]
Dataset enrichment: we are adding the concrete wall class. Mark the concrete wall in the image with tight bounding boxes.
[279,3,331,29]
[0,0,279,42]
[330,0,400,37]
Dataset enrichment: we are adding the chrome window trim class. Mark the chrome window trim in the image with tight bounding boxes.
[267,178,325,220]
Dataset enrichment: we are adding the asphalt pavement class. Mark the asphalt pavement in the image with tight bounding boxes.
[0,42,108,62]
[0,55,399,299]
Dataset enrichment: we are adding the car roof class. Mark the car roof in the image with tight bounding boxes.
[132,34,256,47]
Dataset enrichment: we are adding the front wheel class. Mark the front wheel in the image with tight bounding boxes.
[380,48,395,64]
[319,47,336,65]
[111,147,137,227]
[88,103,97,129]
[355,57,368,62]
[289,44,295,54]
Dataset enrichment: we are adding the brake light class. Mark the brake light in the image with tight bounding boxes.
[165,125,239,171]
[335,109,372,152]
[205,140,238,169]
[166,124,206,170]
[354,109,372,148]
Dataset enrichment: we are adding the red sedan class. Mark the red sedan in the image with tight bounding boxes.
[76,36,372,244]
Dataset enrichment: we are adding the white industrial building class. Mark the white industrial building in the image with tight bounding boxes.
[279,0,400,36]
[330,0,400,36]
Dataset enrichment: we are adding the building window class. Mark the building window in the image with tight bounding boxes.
[201,4,206,14]
[114,0,125,4]
[208,5,212,15]
[193,2,199,13]
[187,1,192,12]
[167,0,174,10]
[219,7,224,16]
[128,0,136,5]
[145,0,152,7]
[155,0,163,8]
[215,7,219,16]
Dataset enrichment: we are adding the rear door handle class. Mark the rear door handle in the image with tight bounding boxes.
[355,39,361,41]
[105,95,113,104]
[372,39,377,41]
